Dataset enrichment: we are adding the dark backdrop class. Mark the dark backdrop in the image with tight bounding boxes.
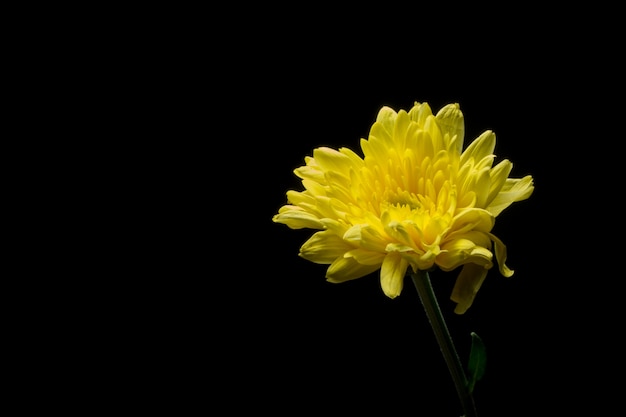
[235,76,578,415]
[147,14,618,417]
[23,6,621,417]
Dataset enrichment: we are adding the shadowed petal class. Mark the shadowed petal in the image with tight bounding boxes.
[487,176,534,216]
[300,230,352,263]
[326,256,381,283]
[450,263,489,314]
[435,103,465,154]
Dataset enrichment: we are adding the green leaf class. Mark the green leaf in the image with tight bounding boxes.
[467,331,486,394]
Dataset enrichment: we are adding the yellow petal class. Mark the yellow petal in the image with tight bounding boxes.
[449,208,495,235]
[284,189,315,206]
[487,175,534,216]
[301,179,328,197]
[383,220,414,248]
[392,110,410,150]
[338,146,366,167]
[326,256,380,283]
[380,252,409,298]
[473,167,493,208]
[460,130,495,167]
[345,248,386,265]
[345,224,388,252]
[437,237,493,271]
[272,207,323,229]
[488,232,514,277]
[313,147,355,178]
[375,105,398,137]
[435,102,465,153]
[408,101,433,126]
[294,163,325,183]
[450,263,489,314]
[485,159,513,206]
[299,230,351,263]
[361,131,391,166]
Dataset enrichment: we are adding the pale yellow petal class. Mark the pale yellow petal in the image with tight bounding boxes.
[326,256,380,283]
[435,102,465,153]
[299,230,351,263]
[272,207,323,229]
[385,242,416,253]
[301,179,328,197]
[449,208,495,235]
[284,189,315,206]
[338,146,366,167]
[383,219,415,248]
[450,263,489,314]
[403,253,436,272]
[423,115,445,152]
[344,224,388,252]
[375,105,398,137]
[313,147,356,178]
[415,130,435,160]
[473,167,493,208]
[488,232,514,277]
[460,130,495,167]
[345,248,386,265]
[380,252,409,298]
[361,132,391,166]
[487,175,534,216]
[408,101,433,127]
[485,159,513,206]
[392,110,410,150]
[294,160,325,183]
[294,195,335,220]
[320,218,350,236]
[437,237,493,271]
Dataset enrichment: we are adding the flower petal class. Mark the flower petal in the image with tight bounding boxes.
[437,236,493,271]
[435,102,465,154]
[460,130,495,167]
[408,101,433,126]
[380,252,409,298]
[392,110,411,150]
[345,224,388,252]
[488,232,514,277]
[272,206,323,229]
[487,175,534,216]
[326,256,380,283]
[345,248,386,265]
[375,105,398,137]
[313,147,356,178]
[299,230,351,263]
[449,208,495,235]
[485,159,513,207]
[450,263,489,314]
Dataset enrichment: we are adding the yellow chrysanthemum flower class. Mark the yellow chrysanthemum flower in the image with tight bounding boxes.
[273,102,534,314]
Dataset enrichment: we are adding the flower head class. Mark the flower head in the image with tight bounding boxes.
[273,102,534,313]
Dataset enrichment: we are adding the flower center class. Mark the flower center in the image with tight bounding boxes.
[387,190,422,212]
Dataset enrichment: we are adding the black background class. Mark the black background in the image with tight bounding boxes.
[14,6,622,416]
[137,11,620,417]
[215,64,590,416]
[209,36,618,417]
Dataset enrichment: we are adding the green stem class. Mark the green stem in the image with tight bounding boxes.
[410,269,477,417]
